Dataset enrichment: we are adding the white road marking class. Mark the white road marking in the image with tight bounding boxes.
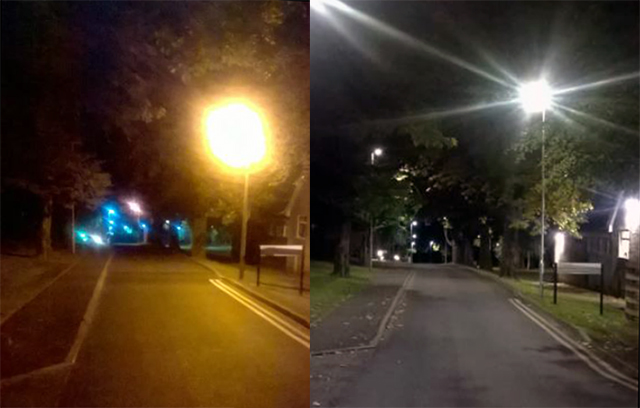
[508,298,638,392]
[66,254,114,364]
[209,279,310,349]
[511,297,638,387]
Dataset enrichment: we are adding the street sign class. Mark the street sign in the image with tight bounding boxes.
[553,262,604,315]
[258,245,306,295]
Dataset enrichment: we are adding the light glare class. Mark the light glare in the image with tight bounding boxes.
[205,103,266,169]
[624,198,640,231]
[554,232,565,263]
[518,80,552,113]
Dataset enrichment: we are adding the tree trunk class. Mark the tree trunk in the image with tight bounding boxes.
[463,239,474,267]
[500,223,521,278]
[479,229,492,271]
[71,204,76,254]
[333,218,351,277]
[40,197,53,261]
[190,216,207,258]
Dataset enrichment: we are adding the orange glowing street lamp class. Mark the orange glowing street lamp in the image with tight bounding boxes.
[204,102,267,280]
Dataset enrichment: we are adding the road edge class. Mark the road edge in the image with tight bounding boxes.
[311,270,415,356]
[190,258,310,329]
[456,263,639,382]
[65,254,114,364]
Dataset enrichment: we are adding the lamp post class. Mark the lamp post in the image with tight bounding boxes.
[127,201,143,243]
[410,220,417,263]
[205,102,266,280]
[518,79,553,297]
[369,147,383,271]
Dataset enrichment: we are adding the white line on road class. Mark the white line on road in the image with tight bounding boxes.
[511,297,638,387]
[209,279,310,349]
[66,254,114,364]
[508,298,638,392]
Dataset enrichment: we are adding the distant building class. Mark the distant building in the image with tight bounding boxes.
[267,171,310,273]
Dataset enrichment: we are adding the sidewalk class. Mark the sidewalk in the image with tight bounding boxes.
[194,257,310,327]
[1,254,109,379]
[1,252,76,323]
[310,266,409,352]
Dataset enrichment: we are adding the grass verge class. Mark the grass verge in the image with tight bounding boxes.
[310,261,371,324]
[503,274,638,368]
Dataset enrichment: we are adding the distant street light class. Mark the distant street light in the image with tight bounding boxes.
[127,201,142,215]
[371,147,383,164]
[204,101,267,280]
[368,147,384,271]
[127,201,144,243]
[518,79,553,298]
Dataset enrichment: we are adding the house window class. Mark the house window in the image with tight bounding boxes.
[619,230,631,259]
[297,215,308,239]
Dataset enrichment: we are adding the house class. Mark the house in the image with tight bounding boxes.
[267,171,310,273]
[558,194,639,320]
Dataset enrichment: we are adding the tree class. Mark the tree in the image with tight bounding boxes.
[81,1,309,256]
[1,2,112,258]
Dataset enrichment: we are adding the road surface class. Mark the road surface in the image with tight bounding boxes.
[336,264,637,407]
[3,246,308,407]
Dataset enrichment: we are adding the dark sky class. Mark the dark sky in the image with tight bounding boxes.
[311,1,639,130]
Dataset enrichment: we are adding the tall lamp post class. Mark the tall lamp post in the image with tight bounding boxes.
[205,102,267,280]
[518,79,553,297]
[410,220,417,263]
[127,201,144,243]
[369,147,383,271]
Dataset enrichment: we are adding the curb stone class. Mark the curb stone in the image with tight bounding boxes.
[190,258,310,329]
[311,271,415,356]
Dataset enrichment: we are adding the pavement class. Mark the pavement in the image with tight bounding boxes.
[196,256,310,326]
[312,263,639,407]
[0,252,77,323]
[1,246,309,407]
[1,254,109,378]
[311,268,409,352]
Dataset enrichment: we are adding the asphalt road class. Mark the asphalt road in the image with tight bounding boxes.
[337,264,638,407]
[57,246,309,407]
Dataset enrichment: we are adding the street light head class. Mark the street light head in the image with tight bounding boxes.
[411,221,418,226]
[412,234,417,239]
[373,148,383,156]
[518,79,552,113]
[127,201,142,214]
[204,102,266,169]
